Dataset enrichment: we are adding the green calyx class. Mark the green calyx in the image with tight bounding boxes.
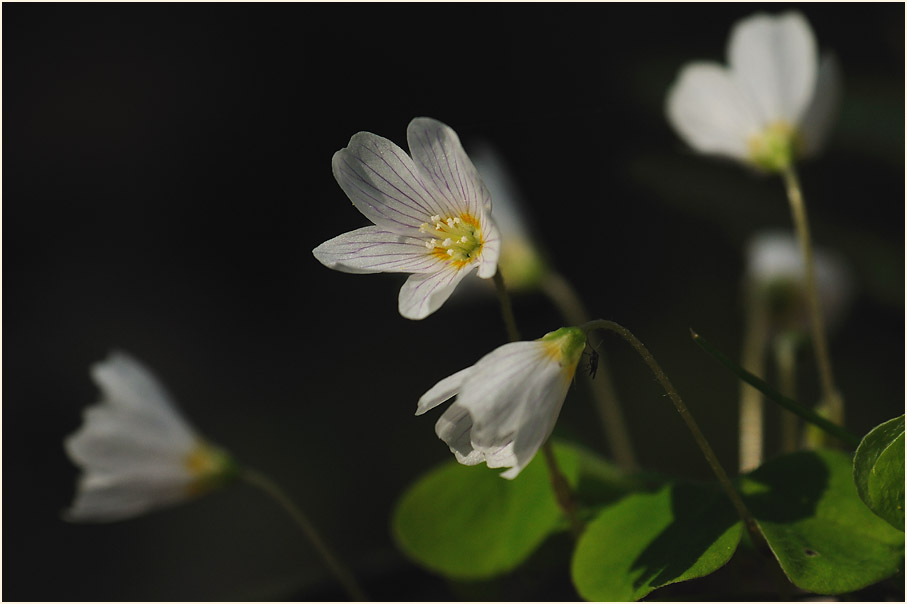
[540,326,587,366]
[748,122,800,173]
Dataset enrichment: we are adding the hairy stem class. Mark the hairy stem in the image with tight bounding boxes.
[540,270,639,471]
[583,320,763,546]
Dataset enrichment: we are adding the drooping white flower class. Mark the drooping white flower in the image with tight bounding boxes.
[746,230,853,334]
[666,11,840,172]
[313,117,501,320]
[416,327,586,479]
[64,351,235,522]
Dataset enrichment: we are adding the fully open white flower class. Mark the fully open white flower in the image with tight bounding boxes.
[746,230,853,334]
[64,352,235,522]
[666,11,840,172]
[416,327,586,479]
[313,117,501,320]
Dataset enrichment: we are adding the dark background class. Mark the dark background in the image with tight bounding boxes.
[4,3,903,601]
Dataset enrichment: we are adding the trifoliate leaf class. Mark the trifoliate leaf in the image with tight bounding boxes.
[570,482,742,601]
[741,449,904,594]
[392,441,581,579]
[853,415,905,531]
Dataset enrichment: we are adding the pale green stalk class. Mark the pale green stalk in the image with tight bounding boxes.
[241,468,368,601]
[738,292,768,472]
[773,335,800,454]
[781,166,842,426]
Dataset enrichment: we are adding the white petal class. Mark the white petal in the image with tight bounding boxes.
[398,265,472,320]
[91,352,195,440]
[456,342,570,478]
[416,367,471,415]
[407,117,493,217]
[65,473,191,522]
[666,62,760,160]
[798,54,841,158]
[435,402,485,465]
[470,142,532,242]
[65,405,194,473]
[313,225,442,275]
[332,131,450,236]
[475,211,501,279]
[728,11,817,125]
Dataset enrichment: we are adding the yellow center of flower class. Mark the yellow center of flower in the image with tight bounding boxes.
[184,440,236,496]
[748,121,800,172]
[419,212,484,269]
[539,327,587,382]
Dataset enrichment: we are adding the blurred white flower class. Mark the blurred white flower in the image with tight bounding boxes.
[313,117,501,320]
[470,142,547,292]
[746,230,853,333]
[666,11,840,172]
[416,327,586,479]
[65,352,235,522]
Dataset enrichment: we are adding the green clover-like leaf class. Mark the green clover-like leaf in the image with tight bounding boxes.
[853,415,905,531]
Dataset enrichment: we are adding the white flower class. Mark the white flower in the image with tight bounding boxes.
[666,11,840,172]
[64,352,235,522]
[313,117,502,320]
[416,327,586,479]
[746,230,853,333]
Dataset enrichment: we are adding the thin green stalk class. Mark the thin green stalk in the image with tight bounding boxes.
[540,270,639,471]
[781,166,842,425]
[492,271,582,535]
[492,271,521,342]
[773,335,800,454]
[582,320,763,546]
[738,294,768,472]
[691,329,860,448]
[241,468,368,601]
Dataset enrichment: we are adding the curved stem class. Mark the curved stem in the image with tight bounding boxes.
[781,166,842,424]
[493,271,582,535]
[540,271,639,471]
[582,320,763,545]
[241,468,368,601]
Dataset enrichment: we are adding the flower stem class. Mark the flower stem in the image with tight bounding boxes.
[781,166,842,425]
[241,468,368,601]
[773,335,800,454]
[691,329,860,448]
[492,270,582,535]
[492,271,521,342]
[738,293,768,472]
[540,270,639,472]
[582,320,763,546]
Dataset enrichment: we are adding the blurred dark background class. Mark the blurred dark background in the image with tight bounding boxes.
[4,3,903,601]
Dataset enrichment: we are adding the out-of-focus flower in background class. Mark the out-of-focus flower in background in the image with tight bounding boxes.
[746,230,854,337]
[416,327,586,479]
[64,352,236,522]
[666,11,840,172]
[470,142,548,293]
[313,117,501,320]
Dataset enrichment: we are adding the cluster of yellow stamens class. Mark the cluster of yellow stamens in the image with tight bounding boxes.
[420,213,483,268]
